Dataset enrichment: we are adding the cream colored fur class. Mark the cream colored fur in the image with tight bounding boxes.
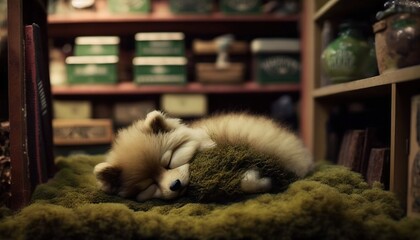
[191,113,313,177]
[94,110,313,201]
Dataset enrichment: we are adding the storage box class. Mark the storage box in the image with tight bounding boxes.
[193,39,249,55]
[133,57,187,85]
[66,56,118,84]
[169,0,212,14]
[251,38,300,84]
[161,94,207,117]
[54,144,111,157]
[108,0,150,13]
[113,101,156,125]
[135,32,185,56]
[196,63,244,84]
[221,0,261,14]
[52,119,114,146]
[74,36,120,56]
[53,100,92,119]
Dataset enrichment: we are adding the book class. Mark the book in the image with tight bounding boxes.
[408,95,420,217]
[337,129,366,172]
[113,101,155,126]
[24,23,55,188]
[365,148,390,187]
[359,128,382,179]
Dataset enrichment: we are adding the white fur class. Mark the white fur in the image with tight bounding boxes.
[241,169,272,193]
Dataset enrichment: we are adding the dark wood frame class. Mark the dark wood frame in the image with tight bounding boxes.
[8,0,50,210]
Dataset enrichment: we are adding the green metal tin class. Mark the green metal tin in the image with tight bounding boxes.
[135,32,185,56]
[133,57,187,85]
[66,56,118,84]
[108,0,150,13]
[169,0,213,14]
[221,0,261,14]
[74,36,120,56]
[252,38,300,84]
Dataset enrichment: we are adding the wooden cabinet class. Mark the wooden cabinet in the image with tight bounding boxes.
[302,0,420,211]
[47,0,304,130]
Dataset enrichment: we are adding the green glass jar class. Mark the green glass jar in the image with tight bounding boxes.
[321,23,377,83]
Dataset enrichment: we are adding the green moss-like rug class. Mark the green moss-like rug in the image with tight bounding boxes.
[1,146,420,240]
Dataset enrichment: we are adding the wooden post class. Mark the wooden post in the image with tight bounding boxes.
[8,0,31,210]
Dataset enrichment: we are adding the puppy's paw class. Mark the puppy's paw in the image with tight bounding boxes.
[240,169,272,193]
[93,162,121,194]
[135,184,162,202]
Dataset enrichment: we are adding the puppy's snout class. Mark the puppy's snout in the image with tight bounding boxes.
[169,179,181,191]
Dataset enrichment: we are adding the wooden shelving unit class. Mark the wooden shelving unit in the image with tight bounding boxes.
[303,0,420,212]
[48,0,304,129]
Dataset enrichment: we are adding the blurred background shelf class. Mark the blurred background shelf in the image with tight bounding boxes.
[48,14,300,37]
[52,82,301,96]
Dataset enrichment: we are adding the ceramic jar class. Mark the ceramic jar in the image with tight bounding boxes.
[321,23,377,84]
[374,0,420,74]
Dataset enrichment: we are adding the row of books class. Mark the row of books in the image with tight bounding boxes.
[335,95,420,217]
[337,128,389,187]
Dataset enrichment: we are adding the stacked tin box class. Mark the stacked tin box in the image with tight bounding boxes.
[168,0,213,14]
[220,0,262,14]
[168,0,262,15]
[66,36,120,84]
[108,0,150,13]
[251,38,301,84]
[133,32,187,85]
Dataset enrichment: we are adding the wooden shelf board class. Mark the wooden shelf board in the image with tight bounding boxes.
[314,0,384,22]
[313,65,420,98]
[48,13,299,24]
[314,0,339,21]
[48,13,300,37]
[49,0,299,25]
[52,82,301,96]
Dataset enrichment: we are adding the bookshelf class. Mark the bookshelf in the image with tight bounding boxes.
[302,0,420,212]
[48,0,305,130]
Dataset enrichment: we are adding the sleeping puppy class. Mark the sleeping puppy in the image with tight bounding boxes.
[94,110,313,201]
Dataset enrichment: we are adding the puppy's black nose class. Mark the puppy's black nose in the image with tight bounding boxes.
[170,179,181,191]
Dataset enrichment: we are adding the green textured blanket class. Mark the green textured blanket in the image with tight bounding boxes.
[1,146,420,240]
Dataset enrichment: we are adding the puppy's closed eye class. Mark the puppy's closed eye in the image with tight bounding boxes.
[168,141,199,169]
[161,139,199,169]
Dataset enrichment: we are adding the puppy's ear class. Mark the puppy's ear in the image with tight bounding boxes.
[145,110,181,134]
[93,162,121,194]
